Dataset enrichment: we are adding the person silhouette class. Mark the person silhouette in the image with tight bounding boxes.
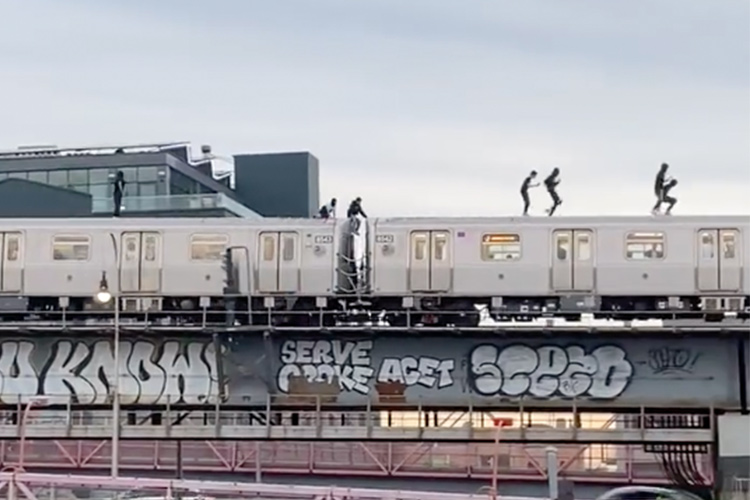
[520,170,539,216]
[112,171,126,217]
[544,168,562,216]
[652,163,671,214]
[661,179,678,215]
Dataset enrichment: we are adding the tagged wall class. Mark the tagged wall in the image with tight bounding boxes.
[0,338,221,405]
[1,334,742,408]
[224,335,742,408]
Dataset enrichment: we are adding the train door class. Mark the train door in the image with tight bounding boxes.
[551,229,595,291]
[408,230,451,292]
[696,229,741,291]
[257,231,300,293]
[0,232,23,292]
[120,232,162,293]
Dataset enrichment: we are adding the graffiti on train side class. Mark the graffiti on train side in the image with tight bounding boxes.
[469,344,634,399]
[277,339,456,398]
[0,340,221,405]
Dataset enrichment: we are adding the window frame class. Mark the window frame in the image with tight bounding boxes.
[481,233,522,262]
[52,234,91,262]
[189,233,229,262]
[624,231,666,261]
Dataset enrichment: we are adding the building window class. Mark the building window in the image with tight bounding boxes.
[67,169,89,186]
[139,183,157,197]
[481,234,521,261]
[626,232,665,260]
[8,172,28,180]
[89,168,111,184]
[89,183,110,198]
[190,234,228,261]
[48,170,68,187]
[137,166,159,182]
[28,171,48,184]
[53,235,90,261]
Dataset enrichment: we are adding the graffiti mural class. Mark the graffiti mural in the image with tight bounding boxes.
[468,344,633,399]
[0,335,740,408]
[276,339,455,402]
[220,335,738,407]
[0,339,220,405]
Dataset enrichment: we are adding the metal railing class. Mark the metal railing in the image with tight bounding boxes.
[92,194,261,218]
[2,402,715,443]
[3,441,710,486]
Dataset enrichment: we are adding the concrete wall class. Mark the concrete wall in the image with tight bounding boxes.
[233,152,319,217]
[0,334,742,409]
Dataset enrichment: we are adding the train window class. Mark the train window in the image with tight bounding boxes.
[626,232,665,260]
[433,233,447,261]
[5,234,19,262]
[556,234,570,261]
[699,231,715,259]
[576,233,592,261]
[282,235,295,262]
[143,234,157,262]
[190,234,228,261]
[413,234,427,261]
[722,232,736,259]
[481,234,521,261]
[53,235,90,261]
[262,235,275,262]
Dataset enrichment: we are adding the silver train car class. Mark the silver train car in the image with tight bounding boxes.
[0,215,746,325]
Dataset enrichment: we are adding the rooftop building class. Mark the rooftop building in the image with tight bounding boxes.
[0,142,321,218]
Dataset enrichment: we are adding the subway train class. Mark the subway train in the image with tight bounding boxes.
[0,215,746,325]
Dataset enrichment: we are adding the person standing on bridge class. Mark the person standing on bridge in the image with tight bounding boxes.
[520,170,539,216]
[544,168,562,216]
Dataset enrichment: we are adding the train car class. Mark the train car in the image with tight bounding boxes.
[0,215,746,326]
[368,215,749,325]
[0,217,345,324]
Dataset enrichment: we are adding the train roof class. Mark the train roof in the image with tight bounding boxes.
[377,214,750,225]
[0,214,746,229]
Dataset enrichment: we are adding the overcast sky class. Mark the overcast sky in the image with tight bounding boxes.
[1,0,748,216]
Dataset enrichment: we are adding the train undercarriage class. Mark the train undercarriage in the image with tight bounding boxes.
[1,292,747,327]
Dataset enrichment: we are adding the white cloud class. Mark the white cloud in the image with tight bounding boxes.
[0,0,747,216]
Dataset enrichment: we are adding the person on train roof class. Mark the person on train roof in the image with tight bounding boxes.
[544,168,562,216]
[347,197,367,218]
[660,178,678,215]
[652,163,673,214]
[520,170,539,216]
[318,198,337,219]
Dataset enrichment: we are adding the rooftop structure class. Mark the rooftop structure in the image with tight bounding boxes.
[0,142,321,218]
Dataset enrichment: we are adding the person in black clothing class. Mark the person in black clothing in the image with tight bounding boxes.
[544,168,562,216]
[347,197,367,218]
[652,163,671,214]
[520,170,539,215]
[113,171,126,217]
[347,197,367,234]
[661,179,678,215]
